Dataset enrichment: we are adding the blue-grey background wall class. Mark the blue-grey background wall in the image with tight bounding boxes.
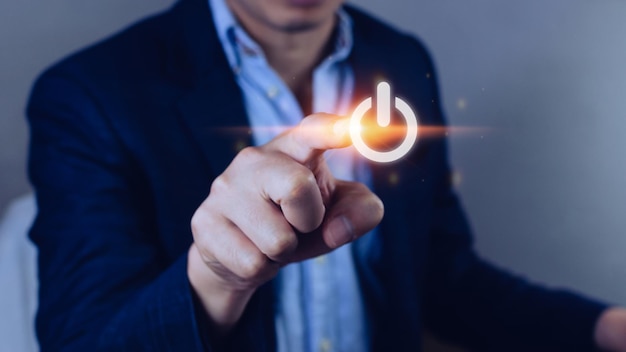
[355,0,626,307]
[1,0,625,347]
[0,0,176,211]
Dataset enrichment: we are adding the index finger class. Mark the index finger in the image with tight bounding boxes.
[263,113,351,164]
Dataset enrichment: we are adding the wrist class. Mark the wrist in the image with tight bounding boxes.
[187,244,256,335]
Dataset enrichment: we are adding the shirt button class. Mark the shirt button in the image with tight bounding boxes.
[319,338,332,352]
[241,45,257,57]
[266,86,279,99]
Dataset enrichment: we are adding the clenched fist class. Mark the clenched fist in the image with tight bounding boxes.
[187,113,384,333]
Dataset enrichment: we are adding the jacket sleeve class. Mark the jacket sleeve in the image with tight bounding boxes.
[27,69,213,351]
[417,39,608,351]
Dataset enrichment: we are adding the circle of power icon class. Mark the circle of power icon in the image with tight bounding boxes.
[350,81,419,163]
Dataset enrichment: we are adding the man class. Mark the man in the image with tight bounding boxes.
[26,0,626,350]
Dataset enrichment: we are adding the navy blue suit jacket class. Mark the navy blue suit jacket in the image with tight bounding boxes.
[27,0,606,350]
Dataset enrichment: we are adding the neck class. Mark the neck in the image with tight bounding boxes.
[226,1,337,113]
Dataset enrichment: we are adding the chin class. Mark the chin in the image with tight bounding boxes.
[276,18,325,32]
[286,0,327,7]
[229,0,341,33]
[270,0,340,32]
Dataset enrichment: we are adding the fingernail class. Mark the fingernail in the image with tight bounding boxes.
[327,216,354,248]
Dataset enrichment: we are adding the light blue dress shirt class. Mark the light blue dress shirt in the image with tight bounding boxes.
[209,0,370,351]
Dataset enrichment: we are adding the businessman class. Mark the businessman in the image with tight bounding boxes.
[27,0,626,350]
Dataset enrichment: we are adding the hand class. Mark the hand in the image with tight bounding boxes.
[187,113,384,333]
[595,307,626,351]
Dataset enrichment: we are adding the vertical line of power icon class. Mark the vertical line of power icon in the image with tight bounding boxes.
[350,81,419,163]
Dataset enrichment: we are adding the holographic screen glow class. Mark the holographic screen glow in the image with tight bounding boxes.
[349,81,419,163]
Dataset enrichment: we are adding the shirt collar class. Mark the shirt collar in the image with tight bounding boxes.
[209,0,353,71]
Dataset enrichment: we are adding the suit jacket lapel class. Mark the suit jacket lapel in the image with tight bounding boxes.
[171,0,253,178]
[168,1,274,351]
[177,71,252,177]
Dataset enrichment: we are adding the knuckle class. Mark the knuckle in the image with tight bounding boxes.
[236,146,262,163]
[264,234,297,258]
[211,147,264,196]
[190,201,221,233]
[190,222,213,252]
[190,212,203,235]
[190,211,224,249]
[190,208,214,238]
[237,251,268,280]
[284,170,316,200]
[209,175,230,195]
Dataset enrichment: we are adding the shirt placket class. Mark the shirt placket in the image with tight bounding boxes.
[228,15,364,351]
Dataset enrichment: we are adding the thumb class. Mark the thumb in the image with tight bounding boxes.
[322,180,384,248]
[287,180,384,263]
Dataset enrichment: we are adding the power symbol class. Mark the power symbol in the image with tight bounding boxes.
[350,81,419,163]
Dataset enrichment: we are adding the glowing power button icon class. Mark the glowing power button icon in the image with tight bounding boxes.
[350,81,419,163]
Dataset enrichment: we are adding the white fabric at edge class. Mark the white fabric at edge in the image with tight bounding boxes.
[0,194,38,352]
